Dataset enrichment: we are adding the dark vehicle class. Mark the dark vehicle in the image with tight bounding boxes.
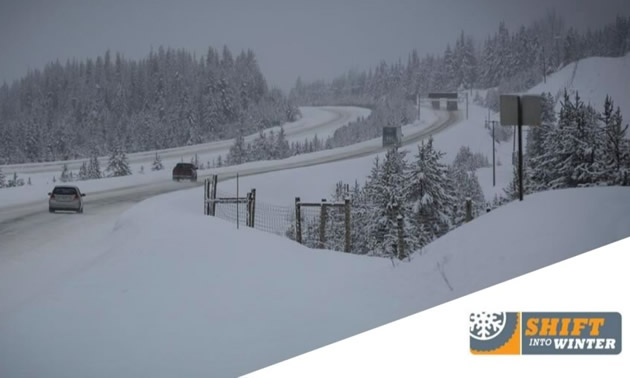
[172,163,198,182]
[48,185,86,213]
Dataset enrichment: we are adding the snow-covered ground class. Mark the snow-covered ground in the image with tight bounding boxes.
[2,53,630,377]
[1,185,628,377]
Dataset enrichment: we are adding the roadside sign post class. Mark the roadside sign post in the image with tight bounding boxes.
[486,120,498,187]
[500,95,542,201]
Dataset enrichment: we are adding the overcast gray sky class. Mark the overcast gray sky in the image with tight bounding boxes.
[1,0,628,91]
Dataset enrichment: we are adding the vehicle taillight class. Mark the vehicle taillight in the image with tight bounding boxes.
[50,194,55,199]
[74,194,79,200]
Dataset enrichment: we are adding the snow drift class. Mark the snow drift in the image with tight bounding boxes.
[1,185,629,377]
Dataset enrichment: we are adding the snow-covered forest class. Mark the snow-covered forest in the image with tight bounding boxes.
[291,13,630,148]
[285,141,485,257]
[291,91,630,257]
[0,46,300,164]
[521,92,630,192]
[224,128,331,166]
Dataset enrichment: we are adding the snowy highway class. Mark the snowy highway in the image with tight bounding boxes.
[0,106,457,316]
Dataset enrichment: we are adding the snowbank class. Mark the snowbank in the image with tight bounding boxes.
[1,186,629,377]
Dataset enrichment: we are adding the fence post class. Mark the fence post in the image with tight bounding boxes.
[465,197,472,222]
[319,199,327,249]
[295,197,302,244]
[397,214,406,260]
[245,192,252,227]
[204,178,209,215]
[211,174,218,216]
[344,197,351,253]
[250,188,256,228]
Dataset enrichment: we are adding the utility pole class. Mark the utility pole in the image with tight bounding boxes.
[236,172,240,229]
[491,120,497,187]
[466,92,469,120]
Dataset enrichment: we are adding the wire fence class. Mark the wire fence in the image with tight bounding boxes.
[213,188,294,237]
[298,205,347,251]
[212,188,349,251]
[205,177,351,254]
[253,199,294,236]
[207,177,480,259]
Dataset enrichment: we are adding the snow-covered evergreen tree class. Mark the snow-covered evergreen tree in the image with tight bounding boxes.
[572,102,605,186]
[407,138,455,245]
[527,92,557,191]
[601,96,629,185]
[87,155,102,179]
[250,130,268,161]
[363,149,417,258]
[276,127,291,159]
[453,146,489,172]
[0,167,6,188]
[106,148,132,177]
[151,153,164,171]
[7,172,24,187]
[537,91,603,188]
[227,131,246,165]
[78,161,88,181]
[449,167,485,225]
[60,164,71,182]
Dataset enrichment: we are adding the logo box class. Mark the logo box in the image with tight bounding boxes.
[470,312,622,355]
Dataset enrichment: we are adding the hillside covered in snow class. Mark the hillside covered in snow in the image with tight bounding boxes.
[528,52,630,122]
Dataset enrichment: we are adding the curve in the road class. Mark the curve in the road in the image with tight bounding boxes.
[0,108,458,245]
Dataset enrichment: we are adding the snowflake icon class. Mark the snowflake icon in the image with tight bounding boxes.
[469,312,507,340]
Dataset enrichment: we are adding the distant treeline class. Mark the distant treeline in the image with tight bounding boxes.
[0,46,299,164]
[290,12,630,148]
